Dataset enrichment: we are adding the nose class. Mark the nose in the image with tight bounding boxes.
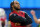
[18,4,20,6]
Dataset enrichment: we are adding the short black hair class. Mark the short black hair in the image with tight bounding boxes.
[10,1,14,12]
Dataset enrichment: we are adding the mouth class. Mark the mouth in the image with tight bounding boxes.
[16,6,20,8]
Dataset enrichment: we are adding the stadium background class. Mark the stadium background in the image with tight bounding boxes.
[0,0,40,27]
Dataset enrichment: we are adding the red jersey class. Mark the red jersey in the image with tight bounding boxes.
[9,10,26,27]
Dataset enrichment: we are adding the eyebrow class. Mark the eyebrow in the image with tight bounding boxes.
[17,3,19,4]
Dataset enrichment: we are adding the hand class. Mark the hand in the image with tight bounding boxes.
[15,23,21,26]
[26,24,32,27]
[30,10,35,16]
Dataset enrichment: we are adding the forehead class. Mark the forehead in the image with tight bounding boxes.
[14,1,19,4]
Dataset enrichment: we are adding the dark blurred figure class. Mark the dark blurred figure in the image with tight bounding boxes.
[0,8,7,27]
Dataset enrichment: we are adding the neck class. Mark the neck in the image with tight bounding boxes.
[13,8,19,13]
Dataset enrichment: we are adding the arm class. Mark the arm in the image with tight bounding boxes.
[9,13,28,26]
[25,13,32,25]
[9,14,27,23]
[31,10,40,24]
[33,15,40,24]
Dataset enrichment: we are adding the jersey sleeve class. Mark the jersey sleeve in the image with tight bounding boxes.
[25,13,32,25]
[9,13,27,23]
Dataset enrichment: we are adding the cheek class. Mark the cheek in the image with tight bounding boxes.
[14,4,17,7]
[15,5,18,8]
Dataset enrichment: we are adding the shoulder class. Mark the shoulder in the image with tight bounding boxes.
[9,12,13,16]
[20,11,28,15]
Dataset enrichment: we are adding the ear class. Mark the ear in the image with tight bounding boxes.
[12,5,14,8]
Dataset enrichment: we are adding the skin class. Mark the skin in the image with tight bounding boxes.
[12,1,20,12]
[26,24,32,27]
[31,10,40,24]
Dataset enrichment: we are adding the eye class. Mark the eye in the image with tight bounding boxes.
[16,3,17,4]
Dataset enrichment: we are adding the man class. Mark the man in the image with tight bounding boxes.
[0,8,7,27]
[8,1,32,27]
[31,10,40,27]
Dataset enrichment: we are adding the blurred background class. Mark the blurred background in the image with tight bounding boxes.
[0,0,40,27]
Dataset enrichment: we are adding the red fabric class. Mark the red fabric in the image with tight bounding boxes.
[9,10,26,27]
[0,17,6,25]
[0,17,6,21]
[1,18,6,22]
